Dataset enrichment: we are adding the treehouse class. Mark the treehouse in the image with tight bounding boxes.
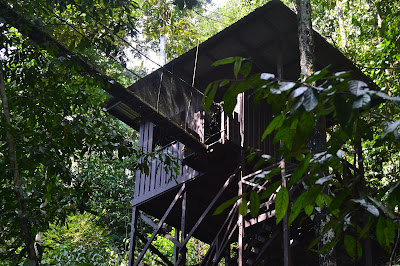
[104,1,379,265]
[1,0,379,264]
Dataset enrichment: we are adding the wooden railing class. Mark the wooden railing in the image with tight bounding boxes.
[132,120,198,205]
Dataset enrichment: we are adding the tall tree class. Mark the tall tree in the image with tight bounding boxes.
[0,16,137,264]
[296,1,337,265]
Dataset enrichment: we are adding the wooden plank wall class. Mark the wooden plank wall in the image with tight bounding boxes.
[245,92,276,157]
[219,92,276,158]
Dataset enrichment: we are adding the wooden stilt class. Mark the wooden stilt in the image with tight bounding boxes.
[277,35,290,266]
[128,206,138,266]
[237,175,244,266]
[174,228,179,264]
[281,160,290,266]
[180,185,187,266]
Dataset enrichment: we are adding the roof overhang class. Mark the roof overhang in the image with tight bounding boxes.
[105,0,377,137]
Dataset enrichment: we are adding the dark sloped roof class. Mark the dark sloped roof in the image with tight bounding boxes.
[105,0,376,135]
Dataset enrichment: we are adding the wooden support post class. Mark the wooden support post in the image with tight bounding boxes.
[174,228,179,264]
[281,160,290,266]
[278,34,290,266]
[237,172,244,266]
[180,184,187,266]
[128,206,138,266]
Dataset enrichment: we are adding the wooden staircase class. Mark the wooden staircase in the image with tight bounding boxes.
[200,169,283,265]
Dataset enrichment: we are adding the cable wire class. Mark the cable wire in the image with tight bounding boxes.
[71,0,208,97]
[37,2,143,82]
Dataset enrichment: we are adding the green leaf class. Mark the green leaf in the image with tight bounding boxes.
[377,217,396,252]
[203,82,213,102]
[239,198,248,216]
[288,153,312,187]
[279,82,296,92]
[262,113,286,141]
[260,181,280,200]
[303,88,318,112]
[303,185,322,207]
[221,83,239,115]
[305,69,329,83]
[328,189,350,213]
[203,83,218,112]
[275,186,289,224]
[213,194,245,215]
[290,86,308,99]
[359,216,374,239]
[344,235,362,262]
[234,57,243,78]
[249,191,260,218]
[219,79,230,87]
[247,152,257,163]
[289,192,306,225]
[213,57,241,67]
[297,109,315,141]
[304,204,314,216]
[23,259,37,266]
[239,62,252,78]
[348,80,369,96]
[334,95,353,128]
[290,95,305,114]
[352,94,371,109]
[260,73,275,80]
[382,119,400,139]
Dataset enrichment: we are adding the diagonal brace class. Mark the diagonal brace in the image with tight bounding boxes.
[134,185,185,266]
[176,167,239,264]
[136,232,174,266]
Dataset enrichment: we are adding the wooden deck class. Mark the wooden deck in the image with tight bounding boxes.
[132,122,198,206]
[132,102,244,206]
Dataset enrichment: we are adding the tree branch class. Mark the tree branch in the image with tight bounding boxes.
[0,63,37,262]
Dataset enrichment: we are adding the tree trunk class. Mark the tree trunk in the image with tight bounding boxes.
[296,0,314,78]
[296,1,336,265]
[0,64,37,262]
[336,0,347,49]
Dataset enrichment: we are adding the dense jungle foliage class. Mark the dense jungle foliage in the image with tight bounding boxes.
[0,0,399,264]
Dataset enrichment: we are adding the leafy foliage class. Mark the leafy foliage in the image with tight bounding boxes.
[205,57,400,262]
[0,16,138,263]
[41,213,127,265]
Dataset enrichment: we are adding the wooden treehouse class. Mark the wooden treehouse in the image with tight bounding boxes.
[0,1,378,265]
[103,1,375,265]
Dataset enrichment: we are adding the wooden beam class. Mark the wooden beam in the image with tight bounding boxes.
[133,185,185,266]
[139,212,157,230]
[164,233,180,247]
[128,207,138,266]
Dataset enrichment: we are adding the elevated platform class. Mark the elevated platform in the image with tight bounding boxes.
[135,142,241,244]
